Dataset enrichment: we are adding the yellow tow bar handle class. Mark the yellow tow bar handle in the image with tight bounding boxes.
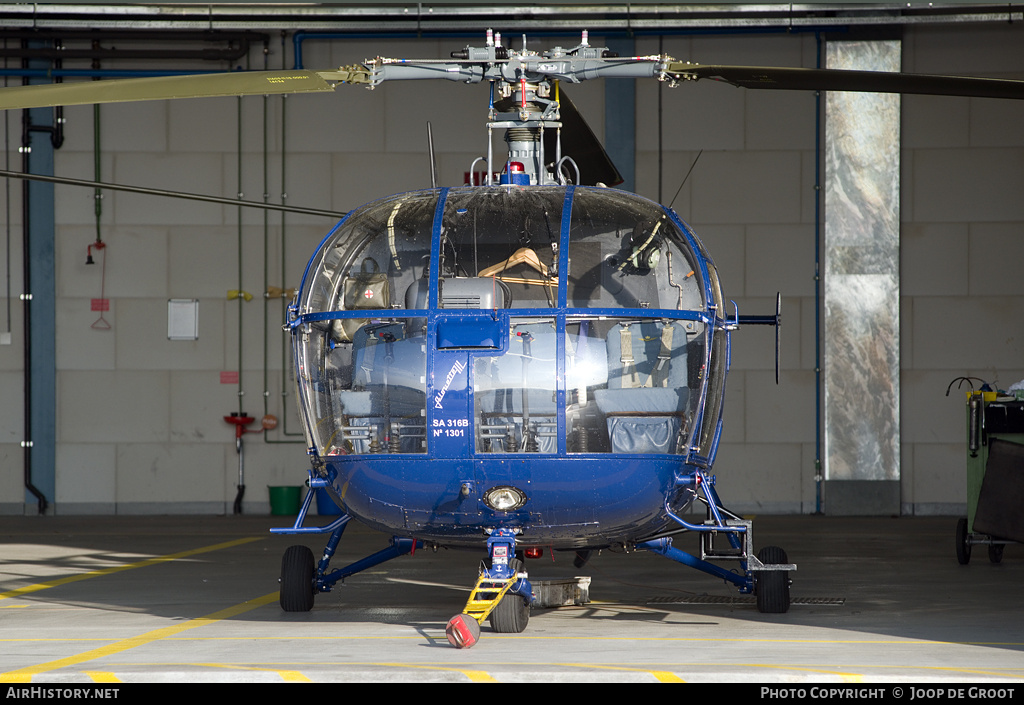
[461,574,523,624]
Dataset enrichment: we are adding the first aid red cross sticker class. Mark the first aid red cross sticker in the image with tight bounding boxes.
[363,289,374,299]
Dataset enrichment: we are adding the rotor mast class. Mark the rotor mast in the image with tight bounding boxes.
[486,30,563,187]
[367,30,668,187]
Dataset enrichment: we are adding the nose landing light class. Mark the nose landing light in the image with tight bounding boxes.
[483,486,527,512]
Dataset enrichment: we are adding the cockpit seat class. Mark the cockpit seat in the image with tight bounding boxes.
[593,320,689,454]
[335,321,426,453]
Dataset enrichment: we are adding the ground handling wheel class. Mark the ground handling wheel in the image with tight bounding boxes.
[955,517,972,565]
[988,541,1004,564]
[280,545,316,612]
[754,545,791,614]
[488,592,531,633]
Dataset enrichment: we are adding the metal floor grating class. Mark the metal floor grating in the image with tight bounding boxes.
[647,595,846,606]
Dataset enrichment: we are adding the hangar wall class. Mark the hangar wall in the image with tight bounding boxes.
[0,21,1021,516]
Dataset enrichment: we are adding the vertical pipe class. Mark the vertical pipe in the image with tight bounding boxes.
[258,37,302,443]
[271,30,303,440]
[20,38,60,515]
[814,33,823,515]
[21,105,56,514]
[236,93,244,416]
[259,38,270,432]
[3,44,11,341]
[233,72,247,512]
[93,103,102,244]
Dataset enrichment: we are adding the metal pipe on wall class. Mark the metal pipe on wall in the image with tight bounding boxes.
[20,39,63,515]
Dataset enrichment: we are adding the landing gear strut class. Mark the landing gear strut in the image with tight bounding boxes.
[638,470,795,613]
[273,480,422,612]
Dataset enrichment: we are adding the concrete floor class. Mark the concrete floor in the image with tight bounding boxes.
[0,513,1022,683]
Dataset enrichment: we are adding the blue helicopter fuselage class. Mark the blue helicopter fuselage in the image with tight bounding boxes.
[289,184,730,549]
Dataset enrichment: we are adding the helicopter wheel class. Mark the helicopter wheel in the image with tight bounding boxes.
[486,557,530,633]
[489,592,531,633]
[280,545,316,612]
[754,546,791,614]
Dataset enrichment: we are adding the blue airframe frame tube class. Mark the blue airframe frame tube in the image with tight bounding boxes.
[319,537,423,591]
[271,493,423,591]
[637,537,752,592]
[269,478,425,591]
[270,468,349,535]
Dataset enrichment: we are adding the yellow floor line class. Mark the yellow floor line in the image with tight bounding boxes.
[0,537,264,602]
[377,663,498,682]
[278,671,314,683]
[196,663,313,683]
[0,591,279,683]
[562,663,685,682]
[74,660,1024,682]
[83,672,120,683]
[650,671,686,683]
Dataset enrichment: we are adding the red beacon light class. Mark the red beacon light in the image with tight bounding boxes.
[500,161,530,186]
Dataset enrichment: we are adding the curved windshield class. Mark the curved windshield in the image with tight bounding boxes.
[294,186,716,458]
[301,190,438,319]
[296,191,438,455]
[695,261,728,460]
[562,188,707,455]
[567,188,705,311]
[440,187,565,309]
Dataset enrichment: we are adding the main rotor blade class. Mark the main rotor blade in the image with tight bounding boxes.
[672,64,1024,100]
[0,168,349,220]
[0,67,371,110]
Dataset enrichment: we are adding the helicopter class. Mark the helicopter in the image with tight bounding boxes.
[3,29,1024,649]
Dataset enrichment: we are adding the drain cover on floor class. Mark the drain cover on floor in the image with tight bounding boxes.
[647,595,845,606]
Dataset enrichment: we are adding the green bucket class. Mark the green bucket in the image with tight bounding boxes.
[268,486,302,516]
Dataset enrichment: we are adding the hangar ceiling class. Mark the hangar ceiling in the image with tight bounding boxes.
[0,3,1020,33]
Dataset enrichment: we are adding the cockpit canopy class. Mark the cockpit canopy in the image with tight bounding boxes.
[292,186,726,461]
[301,186,715,314]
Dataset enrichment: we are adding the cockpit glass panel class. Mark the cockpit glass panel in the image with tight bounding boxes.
[706,260,724,314]
[296,190,438,457]
[567,188,704,311]
[440,187,565,309]
[298,316,428,456]
[302,190,438,318]
[565,316,703,455]
[473,317,558,453]
[697,326,728,457]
